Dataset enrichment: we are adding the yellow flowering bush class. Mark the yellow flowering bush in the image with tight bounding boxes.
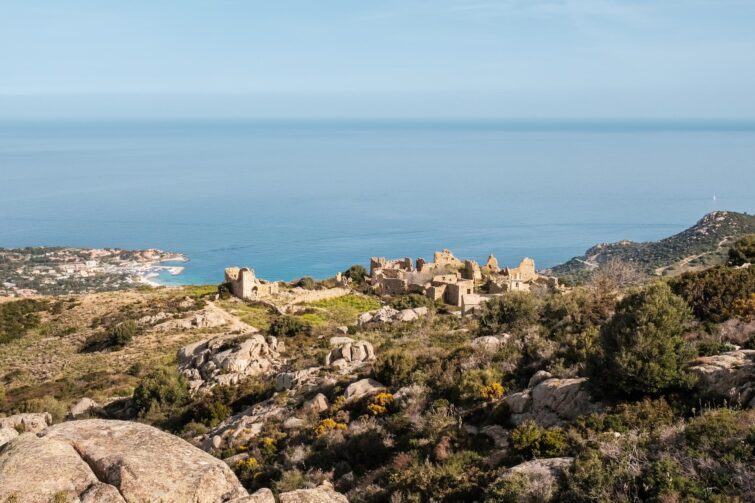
[367,392,394,415]
[480,382,505,401]
[314,418,347,437]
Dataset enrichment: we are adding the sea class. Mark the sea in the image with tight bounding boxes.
[1,119,754,285]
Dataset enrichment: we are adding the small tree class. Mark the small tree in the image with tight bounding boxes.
[728,234,755,266]
[595,282,693,396]
[478,292,540,335]
[268,315,310,337]
[132,367,189,418]
[343,264,368,284]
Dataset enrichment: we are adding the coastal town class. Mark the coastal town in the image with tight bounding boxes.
[0,247,186,297]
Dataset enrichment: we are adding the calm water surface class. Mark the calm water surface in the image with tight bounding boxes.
[1,120,753,283]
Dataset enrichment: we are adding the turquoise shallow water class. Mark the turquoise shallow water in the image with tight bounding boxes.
[1,119,753,284]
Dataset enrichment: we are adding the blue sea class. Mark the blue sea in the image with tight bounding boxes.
[1,119,754,285]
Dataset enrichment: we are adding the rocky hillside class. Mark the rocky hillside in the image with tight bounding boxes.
[0,255,753,501]
[550,210,755,281]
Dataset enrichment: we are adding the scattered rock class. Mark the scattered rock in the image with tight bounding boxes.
[471,336,502,353]
[358,305,430,326]
[282,417,307,430]
[689,349,755,407]
[329,336,354,347]
[528,370,553,388]
[302,393,329,415]
[0,412,52,433]
[279,481,349,503]
[68,397,101,419]
[395,309,419,322]
[229,488,276,503]
[325,340,375,370]
[344,378,385,402]
[505,378,599,427]
[0,419,251,503]
[275,367,321,392]
[178,333,282,391]
[481,424,508,449]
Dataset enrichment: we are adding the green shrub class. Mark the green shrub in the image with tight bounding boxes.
[478,292,540,335]
[685,408,753,461]
[728,234,755,266]
[132,367,189,418]
[594,282,694,396]
[390,293,435,311]
[268,315,310,337]
[218,282,232,299]
[510,420,569,459]
[457,367,504,403]
[561,448,637,502]
[579,398,676,434]
[293,277,317,290]
[343,264,368,284]
[670,266,755,323]
[0,299,48,344]
[107,320,138,348]
[373,349,417,387]
[485,472,533,503]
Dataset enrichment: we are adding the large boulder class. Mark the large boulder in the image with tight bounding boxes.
[493,457,573,502]
[279,481,349,503]
[325,340,375,370]
[0,428,19,448]
[471,336,502,353]
[68,397,101,419]
[178,333,282,391]
[689,349,755,407]
[505,378,599,427]
[0,419,250,503]
[0,413,52,433]
[344,378,385,402]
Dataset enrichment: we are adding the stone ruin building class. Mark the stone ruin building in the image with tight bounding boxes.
[370,250,559,314]
[224,267,279,301]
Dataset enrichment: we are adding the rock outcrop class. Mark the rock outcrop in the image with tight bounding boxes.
[0,412,52,433]
[505,377,599,427]
[495,457,574,502]
[471,335,504,353]
[279,482,349,503]
[325,339,375,371]
[178,333,283,391]
[689,349,755,407]
[344,378,385,402]
[68,397,101,419]
[0,419,249,503]
[357,306,429,326]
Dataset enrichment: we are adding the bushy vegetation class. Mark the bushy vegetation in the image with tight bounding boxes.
[343,264,368,284]
[268,315,311,337]
[132,366,190,419]
[728,233,755,266]
[670,265,755,323]
[478,292,540,335]
[592,282,694,396]
[0,299,49,344]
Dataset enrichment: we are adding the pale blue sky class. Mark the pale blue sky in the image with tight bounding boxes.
[2,0,754,118]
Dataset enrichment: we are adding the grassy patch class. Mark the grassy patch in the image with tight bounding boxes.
[304,294,381,326]
[181,284,218,297]
[216,300,272,331]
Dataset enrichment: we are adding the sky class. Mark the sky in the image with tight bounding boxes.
[1,0,755,118]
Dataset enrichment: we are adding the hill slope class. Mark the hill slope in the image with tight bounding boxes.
[549,211,755,281]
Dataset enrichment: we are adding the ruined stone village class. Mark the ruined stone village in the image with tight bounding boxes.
[223,249,560,315]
